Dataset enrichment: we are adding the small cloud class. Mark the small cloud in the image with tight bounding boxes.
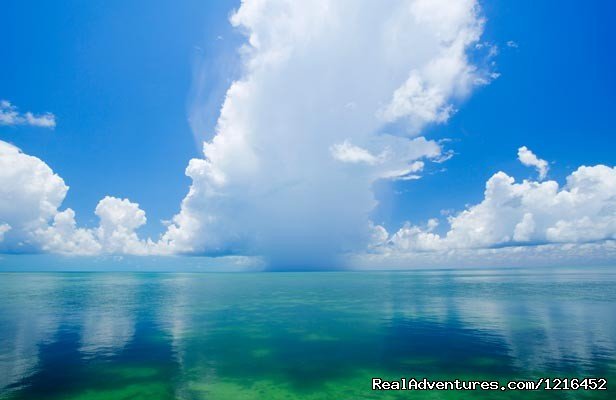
[488,44,499,58]
[330,140,380,165]
[475,41,498,57]
[397,174,422,181]
[387,161,425,181]
[506,40,519,48]
[0,100,56,128]
[517,146,549,180]
[431,149,454,163]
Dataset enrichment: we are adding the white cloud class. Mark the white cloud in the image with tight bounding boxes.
[387,218,442,251]
[94,196,151,255]
[380,72,454,131]
[0,140,153,255]
[0,100,56,128]
[506,40,519,48]
[37,197,153,256]
[356,240,616,269]
[373,149,616,262]
[160,0,489,268]
[37,209,101,254]
[330,140,380,165]
[0,140,68,251]
[518,146,548,180]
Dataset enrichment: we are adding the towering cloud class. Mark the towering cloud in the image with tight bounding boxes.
[159,0,490,268]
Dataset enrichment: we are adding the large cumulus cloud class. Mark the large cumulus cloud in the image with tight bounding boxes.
[0,141,151,255]
[0,141,67,252]
[158,0,491,268]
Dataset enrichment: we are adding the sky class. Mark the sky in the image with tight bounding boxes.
[1,0,615,270]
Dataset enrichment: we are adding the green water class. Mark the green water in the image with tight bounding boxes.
[0,269,615,399]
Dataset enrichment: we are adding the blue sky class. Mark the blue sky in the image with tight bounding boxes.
[1,0,616,269]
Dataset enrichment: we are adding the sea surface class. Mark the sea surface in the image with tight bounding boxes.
[0,268,615,399]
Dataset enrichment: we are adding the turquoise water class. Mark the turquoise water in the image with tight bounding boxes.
[0,269,615,399]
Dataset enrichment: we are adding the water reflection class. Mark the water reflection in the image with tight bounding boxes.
[0,269,615,399]
[77,274,139,358]
[0,274,61,392]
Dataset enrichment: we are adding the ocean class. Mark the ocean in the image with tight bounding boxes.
[1,268,615,399]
